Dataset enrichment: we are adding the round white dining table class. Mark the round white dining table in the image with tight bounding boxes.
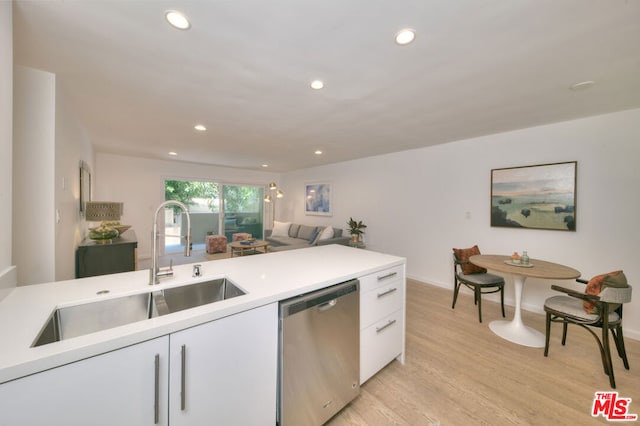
[469,254,581,348]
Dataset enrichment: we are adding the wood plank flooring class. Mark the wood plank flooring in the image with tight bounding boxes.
[328,279,639,425]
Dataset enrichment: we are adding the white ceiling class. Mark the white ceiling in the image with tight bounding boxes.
[12,0,640,172]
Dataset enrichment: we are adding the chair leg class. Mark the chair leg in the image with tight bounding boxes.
[612,326,630,370]
[544,312,551,357]
[602,327,616,388]
[452,281,461,309]
[561,322,568,346]
[475,287,483,323]
[500,286,505,318]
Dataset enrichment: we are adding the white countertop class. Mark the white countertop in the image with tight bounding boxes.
[0,245,405,384]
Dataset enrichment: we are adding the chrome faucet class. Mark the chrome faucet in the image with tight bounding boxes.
[150,200,191,285]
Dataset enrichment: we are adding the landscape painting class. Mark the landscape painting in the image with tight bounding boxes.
[491,161,577,231]
[305,182,332,216]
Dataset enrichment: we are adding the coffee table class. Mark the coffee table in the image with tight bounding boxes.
[470,254,580,348]
[229,240,270,257]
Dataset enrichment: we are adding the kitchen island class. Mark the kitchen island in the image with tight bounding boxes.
[0,245,405,425]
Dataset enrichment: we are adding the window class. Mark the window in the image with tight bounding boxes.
[164,180,264,253]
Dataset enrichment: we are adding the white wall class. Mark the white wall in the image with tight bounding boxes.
[0,1,16,298]
[281,108,640,339]
[94,153,281,259]
[54,81,94,281]
[12,67,92,285]
[13,66,56,286]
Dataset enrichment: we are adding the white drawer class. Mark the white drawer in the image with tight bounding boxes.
[359,265,404,293]
[360,310,403,384]
[360,282,403,329]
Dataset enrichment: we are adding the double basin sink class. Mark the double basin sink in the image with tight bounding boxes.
[33,278,246,347]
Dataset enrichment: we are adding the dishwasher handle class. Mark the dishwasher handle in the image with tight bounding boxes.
[280,279,359,317]
[317,299,337,312]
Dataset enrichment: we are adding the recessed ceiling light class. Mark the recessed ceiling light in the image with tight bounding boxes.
[261,164,269,168]
[570,80,595,91]
[395,29,415,45]
[165,10,190,30]
[314,150,323,155]
[310,80,324,90]
[168,151,178,156]
[194,124,206,131]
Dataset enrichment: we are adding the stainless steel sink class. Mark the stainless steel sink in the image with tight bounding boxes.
[32,278,246,347]
[154,278,246,315]
[33,293,155,347]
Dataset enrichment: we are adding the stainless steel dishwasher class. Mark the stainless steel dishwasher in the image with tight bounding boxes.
[278,279,360,426]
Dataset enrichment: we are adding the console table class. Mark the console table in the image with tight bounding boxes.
[76,230,138,278]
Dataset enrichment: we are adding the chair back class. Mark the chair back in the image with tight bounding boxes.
[452,253,463,275]
[599,284,632,304]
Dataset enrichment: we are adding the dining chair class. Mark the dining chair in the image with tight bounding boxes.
[452,247,506,323]
[543,273,632,388]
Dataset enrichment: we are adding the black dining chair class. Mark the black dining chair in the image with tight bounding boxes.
[452,248,506,323]
[544,273,632,388]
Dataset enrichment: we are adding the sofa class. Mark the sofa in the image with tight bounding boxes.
[265,222,350,252]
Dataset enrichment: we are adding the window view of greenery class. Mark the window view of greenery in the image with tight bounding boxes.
[164,180,264,253]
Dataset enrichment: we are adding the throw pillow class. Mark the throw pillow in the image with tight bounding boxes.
[583,270,625,314]
[318,225,334,241]
[271,221,291,238]
[452,245,487,275]
[288,224,300,238]
[297,225,317,241]
[308,229,321,244]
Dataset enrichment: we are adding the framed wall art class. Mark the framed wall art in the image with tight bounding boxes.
[491,161,577,231]
[305,182,332,216]
[79,160,92,214]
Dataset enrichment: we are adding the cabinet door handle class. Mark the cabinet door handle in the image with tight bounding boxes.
[376,319,397,333]
[154,354,160,424]
[181,344,186,411]
[377,287,397,298]
[377,271,397,281]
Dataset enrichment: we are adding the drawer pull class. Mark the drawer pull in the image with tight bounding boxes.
[154,354,160,424]
[377,287,398,298]
[376,319,397,333]
[377,271,397,281]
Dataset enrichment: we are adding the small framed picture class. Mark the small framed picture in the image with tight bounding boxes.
[305,182,332,216]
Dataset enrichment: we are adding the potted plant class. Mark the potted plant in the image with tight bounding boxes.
[347,217,367,243]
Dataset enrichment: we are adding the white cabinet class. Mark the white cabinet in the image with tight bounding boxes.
[359,265,406,384]
[0,303,278,426]
[0,336,170,426]
[168,303,278,426]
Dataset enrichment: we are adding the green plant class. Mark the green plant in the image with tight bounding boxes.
[347,217,367,236]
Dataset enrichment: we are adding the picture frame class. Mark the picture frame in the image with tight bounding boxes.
[79,160,92,214]
[305,182,332,216]
[491,161,577,231]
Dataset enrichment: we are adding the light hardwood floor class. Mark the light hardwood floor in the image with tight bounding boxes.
[329,279,639,425]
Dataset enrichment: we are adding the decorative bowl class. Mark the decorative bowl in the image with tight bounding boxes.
[89,227,119,242]
[113,225,131,234]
